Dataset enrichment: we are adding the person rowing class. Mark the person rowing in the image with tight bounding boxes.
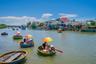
[49,45,55,52]
[49,45,63,53]
[40,37,63,53]
[20,34,34,48]
[42,42,48,49]
[20,34,33,44]
[24,34,33,43]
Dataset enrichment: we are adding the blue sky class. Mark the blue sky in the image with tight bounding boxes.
[0,0,96,19]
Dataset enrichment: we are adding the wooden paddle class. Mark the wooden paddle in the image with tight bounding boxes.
[55,48,64,53]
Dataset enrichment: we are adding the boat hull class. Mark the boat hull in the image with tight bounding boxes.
[37,49,56,56]
[0,51,27,64]
[20,43,34,48]
[13,35,23,40]
[57,30,63,33]
[1,33,8,36]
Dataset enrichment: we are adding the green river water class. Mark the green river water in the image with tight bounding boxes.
[0,28,96,64]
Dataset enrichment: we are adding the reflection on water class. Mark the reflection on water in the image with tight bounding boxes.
[0,28,96,64]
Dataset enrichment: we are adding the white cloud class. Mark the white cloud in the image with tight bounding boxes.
[0,16,39,21]
[0,16,39,25]
[59,13,78,18]
[42,13,53,18]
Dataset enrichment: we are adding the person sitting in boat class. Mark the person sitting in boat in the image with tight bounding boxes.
[42,42,49,50]
[20,38,27,45]
[49,45,55,52]
[26,39,33,44]
[23,38,26,42]
[15,31,21,36]
[41,37,53,50]
[23,35,28,42]
[23,34,33,44]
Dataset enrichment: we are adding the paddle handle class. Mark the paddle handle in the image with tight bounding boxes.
[55,49,64,53]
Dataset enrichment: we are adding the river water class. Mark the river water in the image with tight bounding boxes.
[0,28,96,64]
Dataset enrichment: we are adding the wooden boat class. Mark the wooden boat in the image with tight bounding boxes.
[57,29,63,33]
[20,41,34,48]
[12,28,15,31]
[1,32,8,35]
[37,46,56,56]
[0,51,27,64]
[13,35,23,40]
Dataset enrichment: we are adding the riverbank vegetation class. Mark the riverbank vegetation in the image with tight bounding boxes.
[0,24,7,29]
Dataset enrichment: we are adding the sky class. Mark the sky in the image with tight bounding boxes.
[0,0,96,24]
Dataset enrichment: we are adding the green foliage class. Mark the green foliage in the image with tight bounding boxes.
[38,23,44,27]
[31,23,37,29]
[0,24,7,29]
[91,21,96,26]
[86,21,96,27]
